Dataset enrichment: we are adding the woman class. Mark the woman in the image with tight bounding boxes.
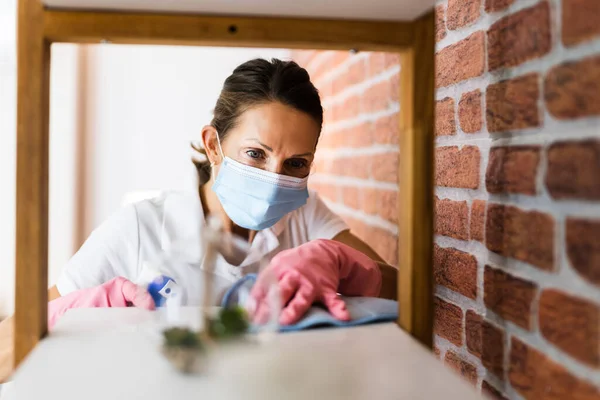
[0,58,397,381]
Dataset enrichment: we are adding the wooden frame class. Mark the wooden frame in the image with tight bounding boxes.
[15,0,435,365]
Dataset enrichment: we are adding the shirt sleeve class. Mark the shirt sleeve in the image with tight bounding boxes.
[55,204,140,296]
[302,190,349,241]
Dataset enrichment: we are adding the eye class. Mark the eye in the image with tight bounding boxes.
[245,149,264,159]
[286,159,308,169]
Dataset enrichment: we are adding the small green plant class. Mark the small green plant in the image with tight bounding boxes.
[208,306,249,340]
[162,327,204,349]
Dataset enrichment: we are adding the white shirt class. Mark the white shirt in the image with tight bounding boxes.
[56,190,349,305]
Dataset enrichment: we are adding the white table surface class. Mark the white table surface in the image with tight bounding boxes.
[11,308,481,400]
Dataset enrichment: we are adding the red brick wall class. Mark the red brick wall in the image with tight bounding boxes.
[294,0,600,398]
[290,50,401,266]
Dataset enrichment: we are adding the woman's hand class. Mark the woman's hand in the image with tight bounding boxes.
[250,239,382,325]
[48,277,155,329]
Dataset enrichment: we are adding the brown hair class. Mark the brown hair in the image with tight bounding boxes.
[192,58,323,184]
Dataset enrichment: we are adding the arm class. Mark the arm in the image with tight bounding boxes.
[332,230,398,301]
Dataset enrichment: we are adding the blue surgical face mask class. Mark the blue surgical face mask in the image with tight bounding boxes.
[211,137,309,231]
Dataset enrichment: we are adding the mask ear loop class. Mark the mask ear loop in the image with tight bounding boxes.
[211,131,225,181]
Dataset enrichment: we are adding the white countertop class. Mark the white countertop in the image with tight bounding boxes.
[11,308,481,400]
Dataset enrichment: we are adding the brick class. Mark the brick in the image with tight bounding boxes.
[485,0,515,12]
[546,140,600,200]
[486,146,541,195]
[362,80,392,113]
[470,200,485,242]
[484,266,537,330]
[369,227,398,266]
[347,216,398,266]
[313,157,327,174]
[318,80,333,101]
[384,53,400,69]
[458,90,482,133]
[388,73,400,104]
[339,95,361,121]
[349,123,375,148]
[562,0,600,46]
[323,104,334,125]
[310,183,338,203]
[538,289,600,367]
[487,2,551,71]
[481,321,505,379]
[434,245,478,299]
[363,188,398,223]
[464,311,505,379]
[372,113,399,145]
[486,73,540,133]
[291,50,312,67]
[447,0,480,30]
[485,204,554,270]
[318,132,346,149]
[367,52,388,78]
[434,346,441,359]
[509,338,600,400]
[371,152,398,183]
[544,56,600,119]
[330,155,371,179]
[444,351,478,385]
[362,188,379,215]
[465,310,483,357]
[331,51,350,69]
[434,297,463,346]
[341,186,361,210]
[435,198,469,240]
[436,31,485,88]
[435,146,480,189]
[332,72,348,95]
[347,59,367,85]
[344,216,368,239]
[566,218,600,285]
[435,97,456,136]
[435,4,447,42]
[329,122,372,148]
[378,189,398,224]
[482,381,507,400]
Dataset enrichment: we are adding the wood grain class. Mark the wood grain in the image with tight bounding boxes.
[397,11,435,348]
[15,0,51,366]
[43,10,414,51]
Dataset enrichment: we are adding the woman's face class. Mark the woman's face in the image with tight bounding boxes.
[208,102,320,179]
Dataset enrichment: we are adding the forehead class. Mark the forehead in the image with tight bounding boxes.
[228,102,320,151]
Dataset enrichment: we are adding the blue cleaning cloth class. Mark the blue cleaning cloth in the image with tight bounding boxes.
[221,274,398,332]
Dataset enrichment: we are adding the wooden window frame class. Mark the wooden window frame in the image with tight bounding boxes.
[15,0,435,365]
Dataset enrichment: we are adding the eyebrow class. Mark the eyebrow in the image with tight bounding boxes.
[245,138,314,158]
[291,152,314,158]
[246,138,273,152]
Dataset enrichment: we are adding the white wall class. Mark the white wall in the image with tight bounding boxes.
[48,44,81,287]
[0,0,18,317]
[0,0,81,316]
[81,45,290,235]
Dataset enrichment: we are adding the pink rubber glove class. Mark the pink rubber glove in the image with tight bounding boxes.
[48,277,155,329]
[250,239,382,325]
